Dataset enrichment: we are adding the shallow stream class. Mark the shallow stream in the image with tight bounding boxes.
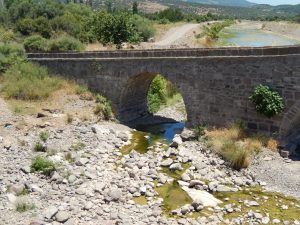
[218,26,300,47]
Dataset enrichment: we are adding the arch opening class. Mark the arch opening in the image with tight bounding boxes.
[118,72,187,140]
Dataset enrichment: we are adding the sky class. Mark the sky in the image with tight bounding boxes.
[249,0,300,5]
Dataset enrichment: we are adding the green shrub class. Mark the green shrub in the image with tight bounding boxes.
[23,35,48,52]
[94,102,113,121]
[158,8,184,22]
[249,84,284,118]
[34,142,46,152]
[2,61,63,100]
[0,43,25,72]
[194,126,206,137]
[31,155,56,176]
[39,131,49,142]
[130,15,155,42]
[15,202,35,213]
[48,36,84,52]
[147,75,168,113]
[0,27,16,43]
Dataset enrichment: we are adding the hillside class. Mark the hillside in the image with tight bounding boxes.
[185,0,255,7]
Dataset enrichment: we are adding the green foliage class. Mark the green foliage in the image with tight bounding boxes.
[91,11,142,47]
[31,155,56,176]
[147,75,168,113]
[94,94,114,120]
[48,35,84,51]
[39,131,49,142]
[70,142,86,151]
[2,61,63,100]
[0,42,24,73]
[157,8,184,22]
[130,15,155,42]
[0,27,16,43]
[34,142,46,152]
[15,202,35,213]
[132,1,138,14]
[249,84,284,118]
[202,20,235,40]
[23,35,48,52]
[16,16,52,38]
[194,126,206,137]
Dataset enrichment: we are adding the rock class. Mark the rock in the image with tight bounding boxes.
[117,132,129,142]
[3,139,11,149]
[107,188,122,202]
[253,213,263,219]
[180,128,196,141]
[181,186,222,207]
[29,184,42,193]
[273,219,281,224]
[281,205,289,210]
[91,124,110,134]
[139,186,147,194]
[189,180,205,188]
[294,220,300,225]
[68,175,77,184]
[262,156,272,161]
[11,184,25,195]
[247,201,260,206]
[55,211,70,223]
[6,193,16,203]
[75,158,89,166]
[180,204,190,215]
[262,217,270,224]
[216,185,234,192]
[160,158,173,167]
[84,201,93,210]
[170,135,182,148]
[44,206,58,220]
[169,163,182,171]
[280,150,289,158]
[20,166,31,174]
[181,173,190,182]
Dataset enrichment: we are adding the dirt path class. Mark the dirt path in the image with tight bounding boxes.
[154,23,200,46]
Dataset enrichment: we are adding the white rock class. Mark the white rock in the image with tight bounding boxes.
[181,186,222,207]
[262,217,270,224]
[160,158,173,167]
[273,219,281,224]
[44,205,58,220]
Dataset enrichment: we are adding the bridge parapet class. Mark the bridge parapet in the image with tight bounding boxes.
[27,45,300,59]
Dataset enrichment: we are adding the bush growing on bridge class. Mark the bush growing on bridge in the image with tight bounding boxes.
[250,84,284,118]
[48,35,84,52]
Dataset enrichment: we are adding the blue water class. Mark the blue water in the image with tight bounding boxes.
[220,28,300,47]
[136,122,185,143]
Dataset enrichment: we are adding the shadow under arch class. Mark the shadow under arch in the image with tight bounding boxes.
[279,100,300,158]
[118,71,189,126]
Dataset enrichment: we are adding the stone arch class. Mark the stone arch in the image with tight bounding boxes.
[279,100,300,142]
[117,71,189,124]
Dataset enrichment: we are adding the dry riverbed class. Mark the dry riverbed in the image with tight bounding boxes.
[0,95,300,225]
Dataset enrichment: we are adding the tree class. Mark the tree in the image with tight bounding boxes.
[91,11,141,48]
[132,1,138,14]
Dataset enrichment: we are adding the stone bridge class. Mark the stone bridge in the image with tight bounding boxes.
[28,46,300,142]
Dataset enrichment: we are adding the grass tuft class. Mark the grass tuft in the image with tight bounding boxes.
[15,202,35,213]
[31,156,56,176]
[39,131,49,142]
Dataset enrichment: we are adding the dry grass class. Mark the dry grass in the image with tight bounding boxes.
[205,123,278,170]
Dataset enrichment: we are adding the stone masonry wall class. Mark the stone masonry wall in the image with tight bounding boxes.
[28,46,300,140]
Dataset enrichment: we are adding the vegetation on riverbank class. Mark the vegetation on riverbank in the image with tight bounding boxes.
[147,74,182,113]
[201,123,278,170]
